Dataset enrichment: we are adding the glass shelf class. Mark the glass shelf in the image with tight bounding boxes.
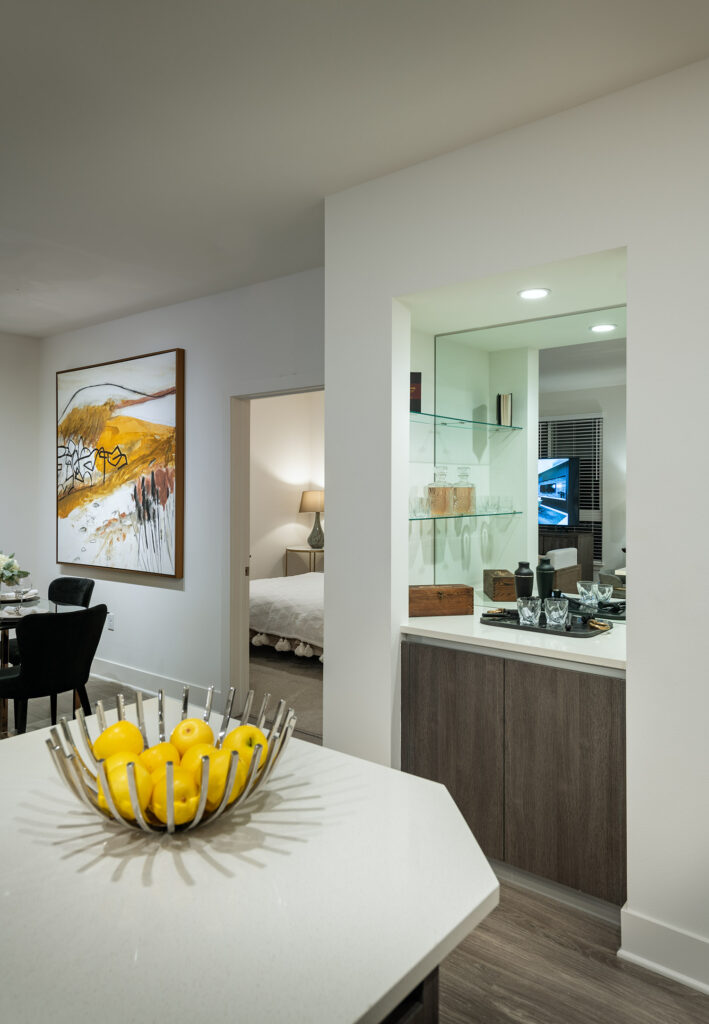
[409,510,523,522]
[410,411,522,431]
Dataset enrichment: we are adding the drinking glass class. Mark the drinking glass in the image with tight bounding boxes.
[544,597,569,630]
[576,580,597,607]
[594,583,613,604]
[517,596,541,627]
[15,576,32,602]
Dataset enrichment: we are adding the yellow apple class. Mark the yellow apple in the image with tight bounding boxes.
[180,742,218,780]
[191,747,249,811]
[222,724,268,770]
[169,717,214,756]
[138,741,181,775]
[93,720,144,761]
[149,765,200,825]
[97,756,152,820]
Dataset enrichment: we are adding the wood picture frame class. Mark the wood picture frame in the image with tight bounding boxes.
[56,348,184,578]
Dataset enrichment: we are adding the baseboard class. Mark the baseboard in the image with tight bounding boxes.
[91,657,215,705]
[489,860,620,926]
[619,906,709,994]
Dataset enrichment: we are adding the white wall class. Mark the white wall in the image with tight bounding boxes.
[250,390,324,579]
[34,268,323,698]
[0,332,40,576]
[324,61,709,989]
[540,385,626,571]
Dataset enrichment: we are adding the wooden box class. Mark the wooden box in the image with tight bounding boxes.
[483,569,516,602]
[408,584,474,617]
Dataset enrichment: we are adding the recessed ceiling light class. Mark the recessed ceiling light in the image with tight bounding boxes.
[518,288,550,300]
[590,323,617,333]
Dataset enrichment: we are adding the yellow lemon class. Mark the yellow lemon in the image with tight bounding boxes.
[97,758,152,820]
[170,717,214,756]
[138,742,181,775]
[222,724,268,770]
[193,747,249,811]
[93,720,144,761]
[180,743,217,780]
[150,765,200,825]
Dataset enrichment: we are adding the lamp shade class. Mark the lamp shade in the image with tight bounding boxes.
[299,489,324,513]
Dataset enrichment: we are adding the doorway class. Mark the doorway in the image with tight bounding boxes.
[230,389,324,744]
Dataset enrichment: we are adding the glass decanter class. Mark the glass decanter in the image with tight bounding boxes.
[427,465,452,516]
[452,466,475,515]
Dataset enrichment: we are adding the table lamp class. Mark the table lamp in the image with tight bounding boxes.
[299,489,324,548]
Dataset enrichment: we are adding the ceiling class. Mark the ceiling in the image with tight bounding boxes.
[3,2,709,338]
[403,248,627,337]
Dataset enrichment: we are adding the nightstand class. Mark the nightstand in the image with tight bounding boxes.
[285,546,324,575]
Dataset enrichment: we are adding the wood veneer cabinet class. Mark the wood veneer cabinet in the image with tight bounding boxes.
[401,641,504,860]
[401,641,626,904]
[504,659,626,904]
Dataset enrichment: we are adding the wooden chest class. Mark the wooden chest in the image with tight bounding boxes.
[409,584,474,617]
[483,569,516,602]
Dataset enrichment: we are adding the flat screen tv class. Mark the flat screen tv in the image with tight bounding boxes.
[538,457,580,527]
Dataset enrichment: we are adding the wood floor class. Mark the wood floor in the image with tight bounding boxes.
[3,679,129,736]
[440,882,709,1024]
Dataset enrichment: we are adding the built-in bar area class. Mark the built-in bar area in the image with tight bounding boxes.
[402,250,627,909]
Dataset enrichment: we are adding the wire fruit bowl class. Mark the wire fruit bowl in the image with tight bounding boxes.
[46,686,296,834]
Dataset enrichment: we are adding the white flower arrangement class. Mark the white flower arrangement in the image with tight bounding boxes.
[0,552,29,587]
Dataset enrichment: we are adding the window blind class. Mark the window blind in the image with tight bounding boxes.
[538,416,603,562]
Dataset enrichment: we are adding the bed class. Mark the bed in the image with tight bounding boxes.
[249,572,324,659]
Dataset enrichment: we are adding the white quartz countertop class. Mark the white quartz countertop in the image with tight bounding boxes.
[403,611,626,671]
[0,697,498,1024]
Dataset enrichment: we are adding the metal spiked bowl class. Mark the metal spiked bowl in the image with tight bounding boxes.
[46,686,297,834]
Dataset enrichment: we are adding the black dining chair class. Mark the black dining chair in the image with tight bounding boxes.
[8,576,95,667]
[0,604,107,734]
[48,576,95,607]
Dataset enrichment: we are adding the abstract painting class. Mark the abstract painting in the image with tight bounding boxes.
[57,349,184,576]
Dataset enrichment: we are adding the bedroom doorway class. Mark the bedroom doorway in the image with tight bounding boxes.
[230,389,324,744]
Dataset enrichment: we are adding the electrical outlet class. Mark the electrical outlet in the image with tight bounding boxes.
[106,613,115,631]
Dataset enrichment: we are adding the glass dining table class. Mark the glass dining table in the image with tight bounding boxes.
[0,598,85,736]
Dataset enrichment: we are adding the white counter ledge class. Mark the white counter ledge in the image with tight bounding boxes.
[0,697,499,1024]
[402,613,626,672]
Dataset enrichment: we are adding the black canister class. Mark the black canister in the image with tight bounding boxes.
[536,556,555,600]
[514,561,534,598]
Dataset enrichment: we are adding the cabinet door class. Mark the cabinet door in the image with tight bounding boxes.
[401,641,504,859]
[504,660,626,904]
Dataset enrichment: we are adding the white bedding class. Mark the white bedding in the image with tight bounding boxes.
[249,572,323,648]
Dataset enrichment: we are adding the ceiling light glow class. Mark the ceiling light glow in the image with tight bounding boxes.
[590,323,617,333]
[518,288,550,300]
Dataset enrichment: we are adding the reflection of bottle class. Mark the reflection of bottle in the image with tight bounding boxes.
[428,466,452,516]
[452,467,475,515]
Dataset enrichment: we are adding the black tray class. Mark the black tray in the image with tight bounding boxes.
[565,597,625,622]
[481,610,613,638]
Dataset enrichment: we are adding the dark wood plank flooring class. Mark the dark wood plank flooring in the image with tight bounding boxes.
[440,882,709,1024]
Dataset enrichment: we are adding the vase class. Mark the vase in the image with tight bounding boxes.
[514,561,534,598]
[536,556,555,601]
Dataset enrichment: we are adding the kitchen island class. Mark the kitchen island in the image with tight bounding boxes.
[401,614,626,905]
[0,696,498,1024]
